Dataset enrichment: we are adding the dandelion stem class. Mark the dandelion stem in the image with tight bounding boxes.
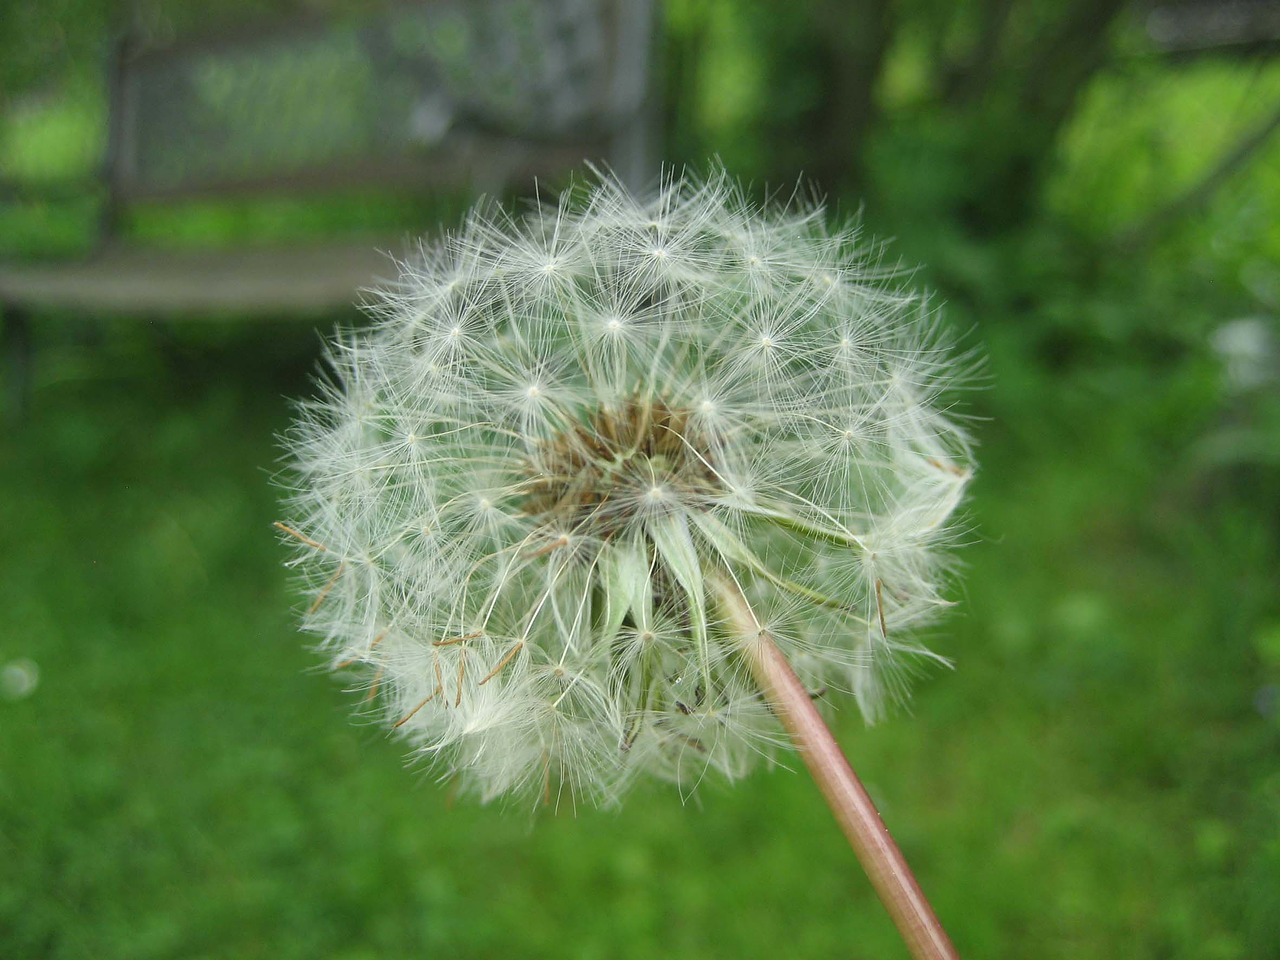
[713,573,959,960]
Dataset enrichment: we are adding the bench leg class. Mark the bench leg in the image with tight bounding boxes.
[3,305,32,424]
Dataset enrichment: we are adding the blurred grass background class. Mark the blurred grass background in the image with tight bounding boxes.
[2,2,1279,958]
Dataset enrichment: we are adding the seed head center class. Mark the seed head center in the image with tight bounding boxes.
[523,398,720,534]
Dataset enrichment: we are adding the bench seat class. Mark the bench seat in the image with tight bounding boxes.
[0,240,405,316]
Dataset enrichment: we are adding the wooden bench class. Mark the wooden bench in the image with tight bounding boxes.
[0,0,656,415]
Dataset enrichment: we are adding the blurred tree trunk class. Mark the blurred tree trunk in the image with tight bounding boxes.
[660,2,711,172]
[958,0,1129,231]
[808,0,894,197]
[943,0,1017,107]
[747,0,893,197]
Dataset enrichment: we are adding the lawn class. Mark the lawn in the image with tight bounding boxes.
[1,303,1275,959]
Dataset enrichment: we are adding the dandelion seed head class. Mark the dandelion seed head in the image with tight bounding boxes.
[279,165,975,806]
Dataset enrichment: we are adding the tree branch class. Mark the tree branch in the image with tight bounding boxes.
[1117,100,1280,248]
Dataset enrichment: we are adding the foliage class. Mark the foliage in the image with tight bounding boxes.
[665,0,1130,229]
[2,294,1276,958]
[2,0,1279,957]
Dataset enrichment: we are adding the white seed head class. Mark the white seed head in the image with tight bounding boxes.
[279,166,975,806]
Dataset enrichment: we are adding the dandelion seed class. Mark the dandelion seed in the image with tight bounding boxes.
[278,164,974,807]
[274,521,326,552]
[307,562,345,614]
[395,693,436,728]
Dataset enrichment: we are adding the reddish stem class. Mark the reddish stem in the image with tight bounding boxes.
[716,575,959,960]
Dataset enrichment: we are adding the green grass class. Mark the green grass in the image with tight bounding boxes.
[1,311,1275,960]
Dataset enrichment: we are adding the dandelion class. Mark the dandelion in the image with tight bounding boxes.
[278,165,973,959]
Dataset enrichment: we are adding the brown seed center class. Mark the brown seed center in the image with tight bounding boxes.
[522,398,720,534]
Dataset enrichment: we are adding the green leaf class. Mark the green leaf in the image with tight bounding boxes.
[647,512,710,688]
[599,535,650,646]
[691,512,867,622]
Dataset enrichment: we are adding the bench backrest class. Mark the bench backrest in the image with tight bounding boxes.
[107,0,655,206]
